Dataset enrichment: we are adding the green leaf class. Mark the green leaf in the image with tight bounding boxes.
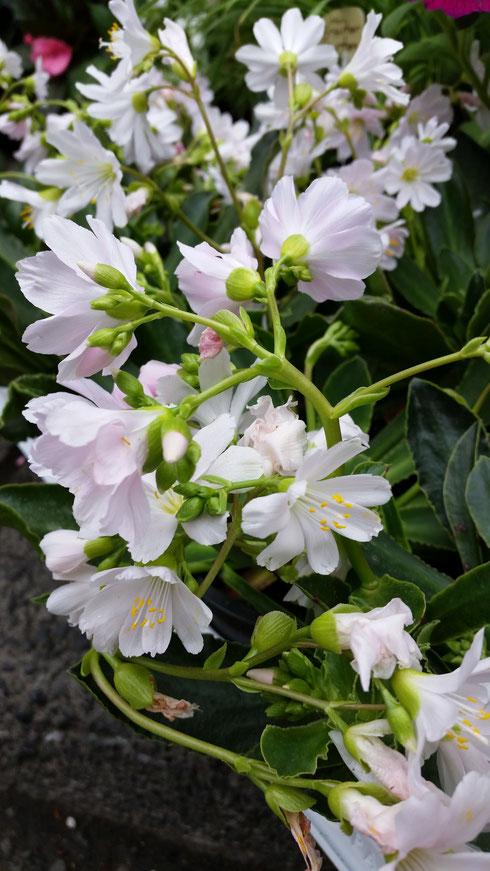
[422,166,475,268]
[203,642,228,670]
[400,499,456,551]
[406,379,476,529]
[427,562,490,642]
[0,483,77,553]
[389,255,441,317]
[295,574,351,611]
[381,1,415,36]
[342,298,452,372]
[467,289,490,340]
[383,439,415,485]
[476,213,490,270]
[221,564,294,617]
[466,456,490,548]
[350,574,425,625]
[260,720,330,777]
[323,356,372,430]
[443,423,484,570]
[364,531,451,597]
[0,373,57,441]
[457,358,490,424]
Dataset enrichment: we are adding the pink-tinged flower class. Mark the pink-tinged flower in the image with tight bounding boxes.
[242,438,391,576]
[333,720,411,799]
[40,529,94,582]
[311,598,421,690]
[414,0,490,15]
[50,565,212,657]
[239,395,307,476]
[379,220,409,272]
[24,379,161,544]
[23,34,72,76]
[392,629,490,760]
[235,7,337,98]
[199,328,225,360]
[328,158,399,223]
[17,215,139,380]
[259,175,382,303]
[331,771,490,868]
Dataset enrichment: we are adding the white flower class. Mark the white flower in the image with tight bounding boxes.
[175,227,259,325]
[328,158,399,223]
[57,565,212,657]
[335,10,408,105]
[312,598,422,690]
[235,7,337,97]
[33,58,49,100]
[40,529,94,582]
[241,438,391,575]
[130,416,266,562]
[334,771,490,869]
[155,348,266,429]
[17,215,139,379]
[35,121,127,230]
[267,124,318,185]
[102,0,157,65]
[417,118,456,153]
[379,220,409,271]
[78,62,180,175]
[332,103,387,163]
[14,112,75,174]
[0,38,22,78]
[25,379,161,544]
[239,395,307,476]
[0,181,60,239]
[125,186,150,218]
[392,629,490,760]
[380,136,453,212]
[309,414,370,449]
[259,175,382,303]
[402,84,453,134]
[437,735,490,800]
[47,579,98,627]
[159,19,196,78]
[332,719,411,799]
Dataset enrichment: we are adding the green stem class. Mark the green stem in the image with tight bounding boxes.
[192,85,243,219]
[278,358,340,446]
[342,538,378,589]
[196,497,242,598]
[265,259,287,355]
[473,381,490,415]
[333,348,470,417]
[304,335,333,431]
[0,171,38,183]
[276,65,296,181]
[395,481,420,509]
[179,365,264,418]
[171,204,224,252]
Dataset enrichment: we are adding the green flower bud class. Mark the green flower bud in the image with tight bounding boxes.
[242,198,262,230]
[283,647,313,680]
[278,50,298,72]
[78,262,135,293]
[110,331,133,356]
[87,328,115,349]
[281,234,310,262]
[293,82,313,108]
[83,537,117,560]
[176,496,205,522]
[131,91,148,114]
[265,785,315,814]
[337,71,358,91]
[8,107,32,121]
[225,267,263,302]
[175,453,195,483]
[206,490,228,516]
[113,663,154,709]
[180,353,200,373]
[39,187,61,202]
[185,440,201,465]
[310,611,341,654]
[251,611,297,652]
[380,681,417,752]
[265,700,289,718]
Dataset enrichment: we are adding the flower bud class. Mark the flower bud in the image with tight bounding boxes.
[293,82,312,108]
[113,663,154,709]
[39,187,62,202]
[176,496,205,522]
[175,454,195,483]
[206,490,228,516]
[162,430,189,464]
[225,267,262,302]
[87,328,115,349]
[310,611,341,653]
[283,647,313,680]
[242,198,262,230]
[78,262,134,293]
[121,237,144,258]
[251,611,297,651]
[278,50,298,72]
[83,536,117,560]
[110,330,133,356]
[185,440,201,465]
[155,460,177,492]
[180,353,200,373]
[199,328,225,361]
[246,668,275,685]
[281,234,310,262]
[131,90,148,113]
[337,71,358,91]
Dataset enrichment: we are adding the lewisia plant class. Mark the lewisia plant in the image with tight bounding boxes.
[0,2,490,868]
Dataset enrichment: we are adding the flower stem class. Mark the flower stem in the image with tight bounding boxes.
[192,84,243,219]
[266,259,287,355]
[276,65,296,182]
[178,365,264,418]
[196,496,242,598]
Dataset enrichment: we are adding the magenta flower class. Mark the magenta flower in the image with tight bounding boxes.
[23,34,73,76]
[415,0,490,15]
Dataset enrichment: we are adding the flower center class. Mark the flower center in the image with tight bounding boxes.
[401,167,419,183]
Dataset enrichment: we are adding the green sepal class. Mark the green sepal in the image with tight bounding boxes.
[203,642,227,670]
[142,416,165,474]
[265,785,316,814]
[155,460,177,492]
[251,611,297,651]
[175,454,196,483]
[310,611,341,653]
[113,663,154,710]
[206,490,228,516]
[176,496,205,522]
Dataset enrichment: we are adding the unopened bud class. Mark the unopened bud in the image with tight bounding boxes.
[162,430,189,463]
[131,90,148,113]
[337,71,358,91]
[83,536,116,560]
[180,353,200,373]
[310,611,341,653]
[206,490,227,516]
[252,611,297,651]
[114,663,154,709]
[293,82,312,108]
[121,237,144,258]
[278,50,298,72]
[78,262,134,293]
[242,198,262,230]
[155,460,177,492]
[176,496,205,522]
[87,328,115,350]
[246,668,275,685]
[39,187,61,202]
[110,330,133,356]
[225,267,262,302]
[281,234,310,262]
[144,241,157,254]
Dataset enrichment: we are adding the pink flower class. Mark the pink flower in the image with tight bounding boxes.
[413,0,490,15]
[199,328,225,360]
[24,34,73,76]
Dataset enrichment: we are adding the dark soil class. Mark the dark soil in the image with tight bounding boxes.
[0,441,335,871]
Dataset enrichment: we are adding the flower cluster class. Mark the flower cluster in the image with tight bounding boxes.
[1,3,489,869]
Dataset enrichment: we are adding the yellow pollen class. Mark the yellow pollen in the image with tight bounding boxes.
[20,205,35,229]
[344,502,353,508]
[467,697,477,703]
[465,809,473,823]
[321,526,330,531]
[333,521,346,529]
[462,719,473,728]
[309,508,316,513]
[121,437,131,445]
[390,238,399,247]
[332,494,343,504]
[154,490,159,499]
[342,513,351,518]
[446,732,455,740]
[320,501,328,507]
[368,826,380,837]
